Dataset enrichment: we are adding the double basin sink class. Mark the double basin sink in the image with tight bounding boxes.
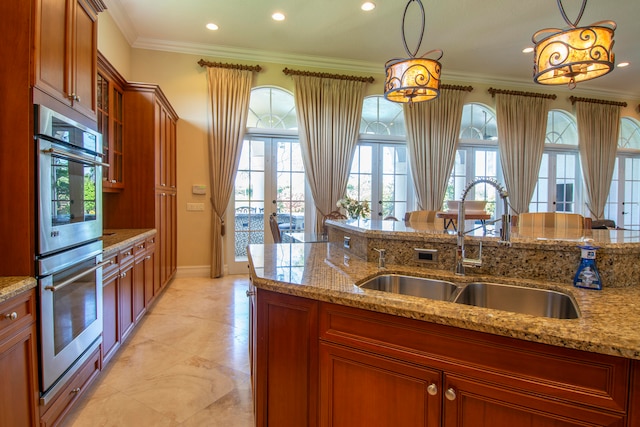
[359,274,580,319]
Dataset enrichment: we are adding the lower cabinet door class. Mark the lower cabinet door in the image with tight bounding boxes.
[102,274,119,366]
[442,374,626,427]
[119,263,134,342]
[319,342,441,427]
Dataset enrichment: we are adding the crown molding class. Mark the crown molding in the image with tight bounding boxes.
[102,0,138,45]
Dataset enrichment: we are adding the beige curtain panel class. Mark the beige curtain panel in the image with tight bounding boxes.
[292,75,367,232]
[575,101,621,220]
[404,87,467,211]
[494,92,551,215]
[205,66,254,278]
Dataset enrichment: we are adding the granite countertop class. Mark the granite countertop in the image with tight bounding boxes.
[248,241,640,360]
[327,218,640,249]
[0,277,37,304]
[102,229,156,256]
[0,229,154,304]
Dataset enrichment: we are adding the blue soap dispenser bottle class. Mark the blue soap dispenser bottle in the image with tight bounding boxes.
[573,241,602,290]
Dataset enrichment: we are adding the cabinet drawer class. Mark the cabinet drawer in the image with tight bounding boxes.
[102,253,119,281]
[319,302,629,413]
[0,289,35,339]
[119,245,134,268]
[39,345,101,427]
[133,239,147,258]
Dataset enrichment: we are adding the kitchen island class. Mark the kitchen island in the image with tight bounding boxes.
[247,224,640,426]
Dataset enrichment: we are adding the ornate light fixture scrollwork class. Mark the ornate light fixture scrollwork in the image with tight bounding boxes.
[532,0,615,89]
[384,0,443,103]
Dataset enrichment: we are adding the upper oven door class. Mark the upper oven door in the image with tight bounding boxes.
[37,138,105,255]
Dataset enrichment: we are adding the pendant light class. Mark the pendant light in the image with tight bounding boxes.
[384,0,443,103]
[533,0,615,89]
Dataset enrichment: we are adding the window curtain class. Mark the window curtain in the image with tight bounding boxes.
[494,92,551,215]
[574,100,621,220]
[404,86,469,211]
[291,74,367,232]
[205,66,254,278]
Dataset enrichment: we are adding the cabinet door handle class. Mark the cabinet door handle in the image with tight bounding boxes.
[246,290,255,297]
[445,388,456,401]
[70,387,81,394]
[121,272,127,278]
[427,383,438,396]
[4,312,18,321]
[145,255,151,260]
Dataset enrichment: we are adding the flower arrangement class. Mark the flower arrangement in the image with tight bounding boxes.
[336,195,371,219]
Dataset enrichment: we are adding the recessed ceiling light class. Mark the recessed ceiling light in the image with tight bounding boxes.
[361,2,376,11]
[522,47,534,53]
[617,62,630,68]
[206,23,218,31]
[272,12,285,21]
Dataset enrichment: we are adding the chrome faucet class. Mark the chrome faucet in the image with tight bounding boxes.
[373,248,386,269]
[456,177,511,275]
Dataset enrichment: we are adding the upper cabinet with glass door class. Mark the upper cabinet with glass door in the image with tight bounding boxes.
[33,0,105,121]
[97,52,126,192]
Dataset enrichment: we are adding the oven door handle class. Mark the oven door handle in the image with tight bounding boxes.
[41,147,110,168]
[44,260,112,292]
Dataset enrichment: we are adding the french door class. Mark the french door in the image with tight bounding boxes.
[226,136,306,273]
[605,156,640,229]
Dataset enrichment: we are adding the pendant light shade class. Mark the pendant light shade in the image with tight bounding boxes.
[384,0,443,103]
[533,0,615,88]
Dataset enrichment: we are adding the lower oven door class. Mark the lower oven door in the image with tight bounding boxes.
[39,241,105,394]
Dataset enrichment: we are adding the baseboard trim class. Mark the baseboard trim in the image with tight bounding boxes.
[175,265,210,278]
[175,264,231,278]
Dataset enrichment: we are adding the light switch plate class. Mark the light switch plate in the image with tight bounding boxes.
[192,185,207,195]
[187,203,205,211]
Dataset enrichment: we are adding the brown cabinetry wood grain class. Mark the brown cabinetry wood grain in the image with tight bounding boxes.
[254,289,318,427]
[251,289,635,426]
[0,0,34,276]
[0,290,39,427]
[103,83,178,290]
[33,0,104,120]
[97,52,126,191]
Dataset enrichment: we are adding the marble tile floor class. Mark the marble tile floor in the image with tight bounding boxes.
[62,275,255,427]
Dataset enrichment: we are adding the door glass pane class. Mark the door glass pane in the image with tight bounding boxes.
[234,140,265,260]
[275,140,305,235]
[623,157,640,228]
[555,153,576,212]
[380,145,408,219]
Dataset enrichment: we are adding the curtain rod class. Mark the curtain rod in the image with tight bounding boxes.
[488,87,557,100]
[282,68,374,83]
[569,96,627,107]
[441,84,473,92]
[197,59,262,72]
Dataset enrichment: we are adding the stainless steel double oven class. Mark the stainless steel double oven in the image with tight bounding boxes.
[35,105,107,403]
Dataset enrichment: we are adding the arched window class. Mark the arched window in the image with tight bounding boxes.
[545,110,578,145]
[246,86,297,130]
[459,103,498,141]
[360,96,405,136]
[530,110,581,213]
[606,117,640,229]
[618,117,640,149]
[349,96,411,220]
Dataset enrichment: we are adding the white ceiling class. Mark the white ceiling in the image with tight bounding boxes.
[104,0,640,99]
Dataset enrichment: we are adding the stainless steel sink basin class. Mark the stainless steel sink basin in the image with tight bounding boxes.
[359,274,459,301]
[453,282,580,319]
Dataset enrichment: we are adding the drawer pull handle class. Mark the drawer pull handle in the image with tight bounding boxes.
[445,388,456,401]
[145,256,151,260]
[4,312,18,321]
[246,290,255,297]
[70,387,81,394]
[427,383,438,396]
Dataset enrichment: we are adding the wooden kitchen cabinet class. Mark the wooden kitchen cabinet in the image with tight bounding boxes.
[319,342,441,427]
[33,0,105,120]
[254,289,318,427]
[102,233,157,367]
[101,253,120,366]
[97,52,126,192]
[103,83,178,290]
[252,289,634,426]
[0,290,39,427]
